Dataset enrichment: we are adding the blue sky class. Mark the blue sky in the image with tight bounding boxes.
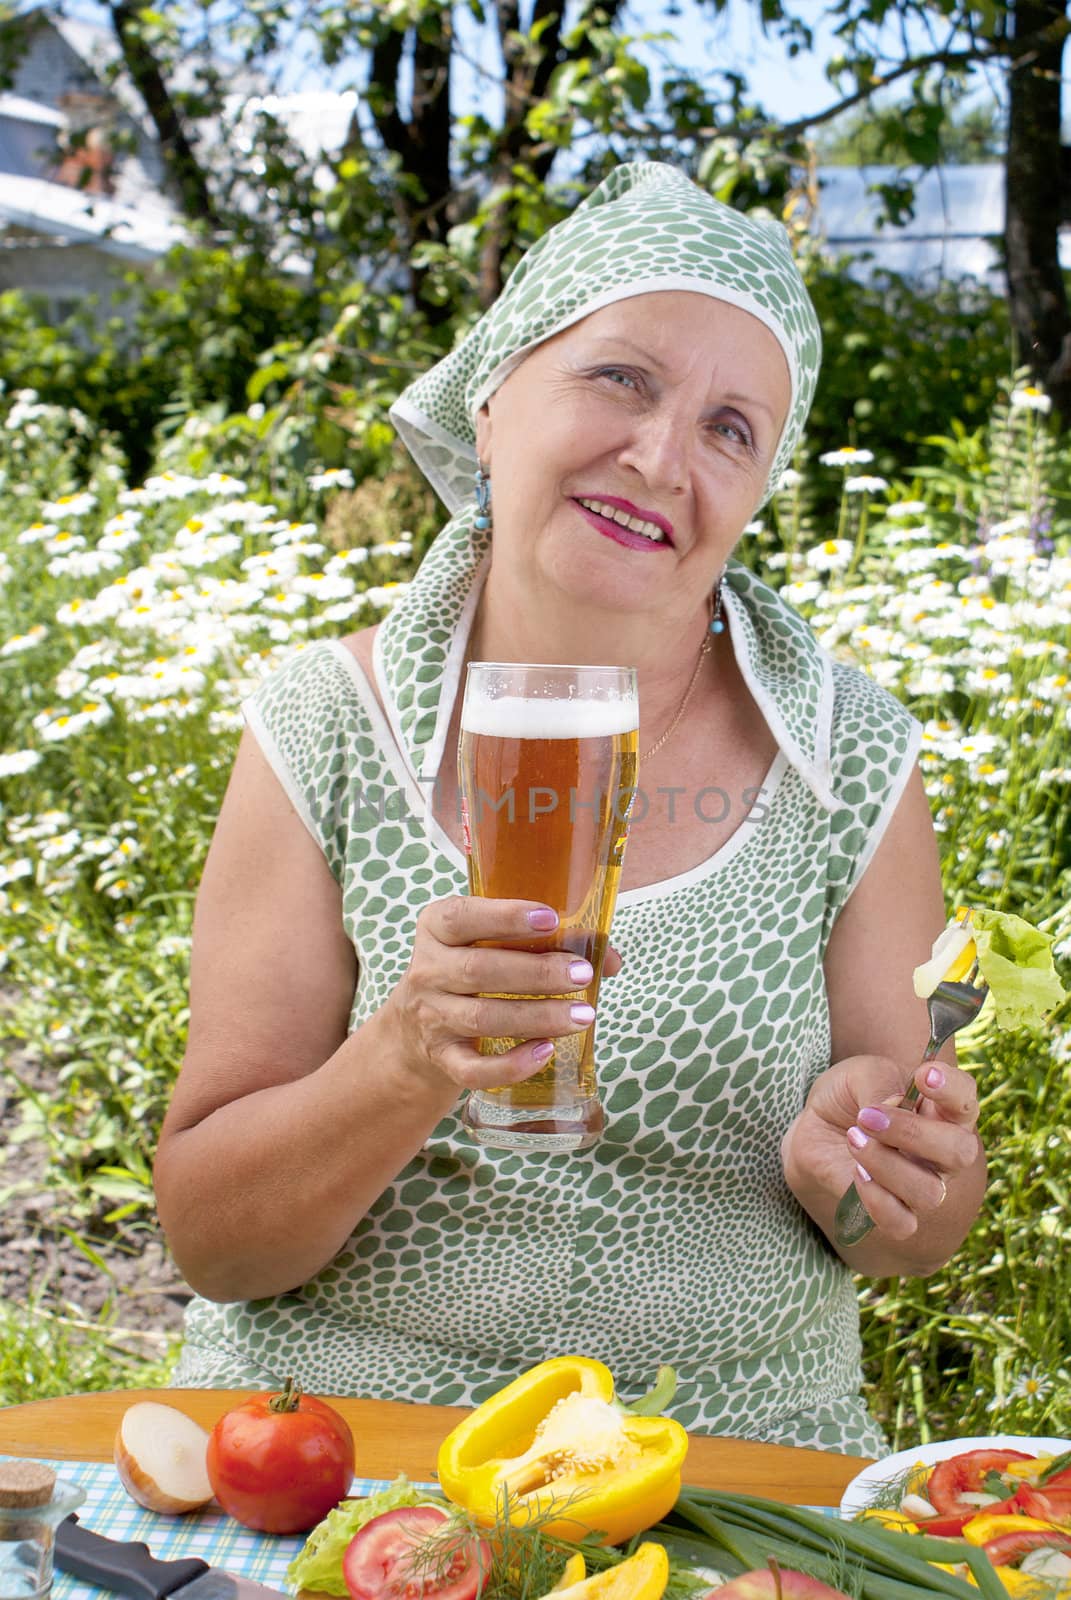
[56,0,1006,131]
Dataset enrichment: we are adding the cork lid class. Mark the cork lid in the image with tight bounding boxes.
[0,1460,56,1508]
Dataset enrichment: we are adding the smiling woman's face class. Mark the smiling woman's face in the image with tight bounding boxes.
[474,290,792,617]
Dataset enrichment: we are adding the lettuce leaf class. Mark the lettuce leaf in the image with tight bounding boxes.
[285,1475,448,1595]
[970,908,1066,1030]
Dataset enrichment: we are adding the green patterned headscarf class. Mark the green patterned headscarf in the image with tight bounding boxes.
[390,161,821,512]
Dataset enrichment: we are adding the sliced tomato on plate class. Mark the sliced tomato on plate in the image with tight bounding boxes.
[983,1528,1071,1566]
[918,1513,975,1537]
[1016,1483,1071,1526]
[926,1449,1036,1517]
[343,1505,491,1600]
[1041,1467,1071,1492]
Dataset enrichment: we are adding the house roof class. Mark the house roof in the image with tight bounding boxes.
[0,93,65,127]
[813,162,1071,283]
[0,171,183,260]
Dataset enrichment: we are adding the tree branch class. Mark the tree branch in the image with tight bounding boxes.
[108,1,221,226]
[768,42,1002,142]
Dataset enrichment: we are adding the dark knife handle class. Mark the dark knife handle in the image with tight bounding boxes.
[56,1515,210,1600]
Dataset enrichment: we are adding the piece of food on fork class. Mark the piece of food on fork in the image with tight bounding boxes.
[912,905,1065,1030]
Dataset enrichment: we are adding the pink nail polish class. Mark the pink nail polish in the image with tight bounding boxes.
[527,907,558,931]
[858,1106,890,1132]
[568,960,594,984]
[925,1066,945,1089]
[570,1003,595,1024]
[531,1041,554,1063]
[847,1126,868,1151]
[855,1162,873,1184]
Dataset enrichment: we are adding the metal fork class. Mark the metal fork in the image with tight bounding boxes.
[832,967,989,1248]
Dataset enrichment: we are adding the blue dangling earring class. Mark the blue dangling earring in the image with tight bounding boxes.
[474,463,491,531]
[709,580,725,635]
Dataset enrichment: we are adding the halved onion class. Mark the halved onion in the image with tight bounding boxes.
[114,1401,213,1514]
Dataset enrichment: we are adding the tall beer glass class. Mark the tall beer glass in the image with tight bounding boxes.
[458,662,639,1153]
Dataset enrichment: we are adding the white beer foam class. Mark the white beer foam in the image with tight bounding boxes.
[462,691,637,739]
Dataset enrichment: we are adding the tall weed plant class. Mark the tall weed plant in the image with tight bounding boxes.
[0,375,1068,1434]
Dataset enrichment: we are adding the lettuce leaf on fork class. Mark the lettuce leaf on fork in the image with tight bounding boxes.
[970,907,1066,1030]
[913,906,1065,1031]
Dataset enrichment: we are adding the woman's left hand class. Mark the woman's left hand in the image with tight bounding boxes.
[781,1053,985,1269]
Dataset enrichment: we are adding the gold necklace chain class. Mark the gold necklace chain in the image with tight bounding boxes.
[641,630,713,763]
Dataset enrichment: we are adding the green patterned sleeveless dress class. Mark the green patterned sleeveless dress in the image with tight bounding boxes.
[173,511,920,1455]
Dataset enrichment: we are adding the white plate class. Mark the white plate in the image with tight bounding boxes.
[840,1434,1071,1519]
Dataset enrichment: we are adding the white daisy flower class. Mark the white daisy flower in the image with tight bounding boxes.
[363,582,409,608]
[0,750,42,778]
[819,447,874,467]
[262,590,307,615]
[844,475,888,495]
[291,573,357,601]
[16,522,58,544]
[40,829,82,861]
[893,549,939,575]
[41,491,97,519]
[307,467,355,490]
[0,625,48,656]
[804,539,854,573]
[48,548,124,579]
[1009,386,1052,414]
[885,500,927,519]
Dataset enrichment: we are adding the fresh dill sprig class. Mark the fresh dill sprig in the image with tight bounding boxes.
[397,1491,717,1599]
[855,1462,919,1512]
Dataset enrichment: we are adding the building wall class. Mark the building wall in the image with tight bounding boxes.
[0,231,154,326]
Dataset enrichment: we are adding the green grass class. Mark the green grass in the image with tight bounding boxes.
[0,1293,177,1406]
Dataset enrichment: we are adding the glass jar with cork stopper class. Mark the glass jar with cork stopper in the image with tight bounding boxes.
[0,1462,84,1600]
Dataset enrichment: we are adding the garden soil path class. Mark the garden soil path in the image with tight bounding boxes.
[1,1024,190,1368]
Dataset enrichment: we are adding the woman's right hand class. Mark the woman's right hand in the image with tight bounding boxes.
[386,896,615,1091]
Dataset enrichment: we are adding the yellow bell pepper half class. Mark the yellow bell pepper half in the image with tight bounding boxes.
[543,1542,669,1599]
[436,1356,689,1545]
[962,1514,1061,1547]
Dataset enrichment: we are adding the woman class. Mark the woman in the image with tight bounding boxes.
[157,163,986,1453]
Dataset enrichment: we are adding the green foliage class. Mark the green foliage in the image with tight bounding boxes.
[0,1293,177,1406]
[804,266,1013,483]
[817,98,1005,166]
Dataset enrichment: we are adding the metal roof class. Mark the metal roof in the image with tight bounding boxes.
[0,171,183,259]
[813,163,1071,283]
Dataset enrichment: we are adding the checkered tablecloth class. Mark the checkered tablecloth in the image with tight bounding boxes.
[12,1454,838,1600]
[4,1457,432,1600]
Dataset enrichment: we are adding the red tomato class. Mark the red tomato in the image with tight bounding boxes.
[343,1506,490,1600]
[206,1379,355,1534]
[1016,1483,1071,1525]
[983,1529,1071,1566]
[919,1513,974,1537]
[926,1450,1035,1517]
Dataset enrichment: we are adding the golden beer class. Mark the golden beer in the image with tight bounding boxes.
[458,663,638,1152]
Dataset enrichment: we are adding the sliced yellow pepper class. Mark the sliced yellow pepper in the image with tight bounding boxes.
[1003,1458,1056,1483]
[550,1554,586,1590]
[930,1563,1044,1596]
[545,1542,668,1599]
[985,1570,1049,1597]
[857,1509,920,1532]
[436,1356,689,1544]
[962,1514,1060,1546]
